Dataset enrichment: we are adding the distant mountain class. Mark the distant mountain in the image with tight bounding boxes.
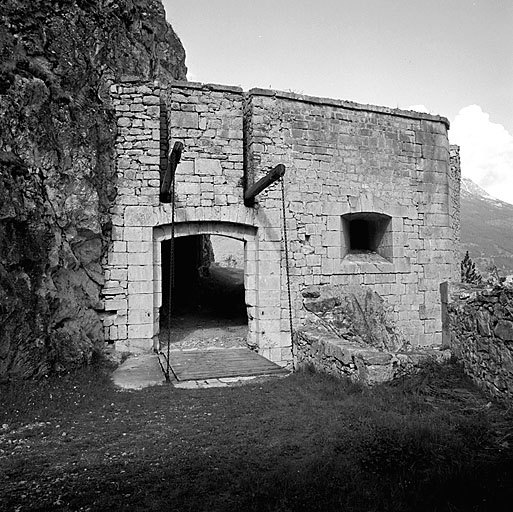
[460,177,513,276]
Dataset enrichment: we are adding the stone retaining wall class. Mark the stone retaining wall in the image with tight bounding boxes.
[449,284,513,400]
[294,283,449,384]
[296,328,449,385]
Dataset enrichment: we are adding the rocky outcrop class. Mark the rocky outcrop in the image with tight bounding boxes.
[301,284,405,352]
[296,284,449,384]
[0,0,186,380]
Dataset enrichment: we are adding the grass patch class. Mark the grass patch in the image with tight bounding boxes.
[1,361,513,511]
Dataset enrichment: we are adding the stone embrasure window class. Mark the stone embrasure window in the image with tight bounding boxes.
[342,212,393,262]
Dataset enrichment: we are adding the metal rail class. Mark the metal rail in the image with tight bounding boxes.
[280,175,295,368]
[161,142,182,381]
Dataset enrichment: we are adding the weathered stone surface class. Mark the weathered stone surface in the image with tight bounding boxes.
[247,87,457,348]
[355,361,395,386]
[303,284,404,351]
[295,279,456,384]
[304,297,338,315]
[476,310,492,336]
[0,0,186,380]
[494,320,513,341]
[296,327,447,385]
[301,286,321,299]
[449,284,513,400]
[355,350,393,366]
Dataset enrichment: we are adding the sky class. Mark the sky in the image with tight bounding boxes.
[163,0,513,204]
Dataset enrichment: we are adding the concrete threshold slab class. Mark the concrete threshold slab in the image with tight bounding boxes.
[173,373,290,389]
[112,354,166,390]
[111,352,291,391]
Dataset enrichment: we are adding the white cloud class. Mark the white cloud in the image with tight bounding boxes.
[408,104,431,114]
[185,63,198,82]
[182,58,203,83]
[449,105,513,205]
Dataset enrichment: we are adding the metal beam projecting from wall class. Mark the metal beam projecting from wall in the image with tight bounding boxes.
[160,141,184,203]
[244,164,286,206]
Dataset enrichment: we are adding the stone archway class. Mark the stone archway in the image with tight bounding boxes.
[152,221,258,351]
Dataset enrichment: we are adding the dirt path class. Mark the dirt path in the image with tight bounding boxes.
[159,265,249,351]
[159,314,248,350]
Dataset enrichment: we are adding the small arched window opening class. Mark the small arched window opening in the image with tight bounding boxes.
[342,212,392,261]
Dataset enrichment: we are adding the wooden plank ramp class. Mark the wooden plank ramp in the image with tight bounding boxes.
[168,348,288,381]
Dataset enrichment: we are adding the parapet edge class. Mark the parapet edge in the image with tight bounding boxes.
[247,87,450,128]
[167,80,244,94]
[115,78,449,128]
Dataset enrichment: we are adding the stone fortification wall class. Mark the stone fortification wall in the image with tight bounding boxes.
[449,285,513,400]
[160,82,286,360]
[105,80,279,359]
[103,80,162,348]
[164,81,245,208]
[246,89,456,348]
[103,80,458,367]
[162,82,288,361]
[449,145,461,261]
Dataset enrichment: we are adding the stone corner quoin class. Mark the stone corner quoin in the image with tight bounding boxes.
[103,79,460,367]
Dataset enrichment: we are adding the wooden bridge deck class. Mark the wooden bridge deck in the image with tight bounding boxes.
[167,348,288,382]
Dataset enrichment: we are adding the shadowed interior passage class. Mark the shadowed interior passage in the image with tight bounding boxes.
[160,235,248,349]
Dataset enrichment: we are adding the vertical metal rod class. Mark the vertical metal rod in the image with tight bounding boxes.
[165,177,176,381]
[280,177,295,368]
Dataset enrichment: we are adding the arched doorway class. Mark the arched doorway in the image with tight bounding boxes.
[160,234,247,349]
[153,221,258,352]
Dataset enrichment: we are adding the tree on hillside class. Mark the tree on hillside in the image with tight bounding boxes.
[461,251,482,285]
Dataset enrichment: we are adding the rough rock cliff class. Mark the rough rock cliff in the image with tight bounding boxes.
[0,0,186,380]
